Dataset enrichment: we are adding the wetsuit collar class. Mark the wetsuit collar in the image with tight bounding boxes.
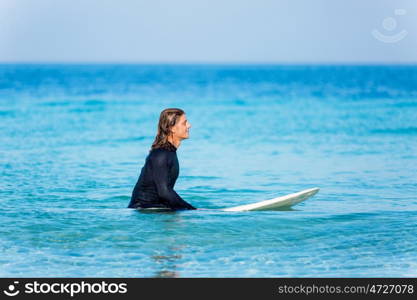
[166,141,177,152]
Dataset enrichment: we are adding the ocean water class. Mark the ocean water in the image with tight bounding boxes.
[1,64,416,277]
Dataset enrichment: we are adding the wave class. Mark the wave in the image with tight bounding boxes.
[371,127,417,135]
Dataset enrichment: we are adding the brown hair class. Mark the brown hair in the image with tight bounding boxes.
[151,108,185,151]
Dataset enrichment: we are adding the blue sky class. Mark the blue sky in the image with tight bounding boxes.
[1,0,416,63]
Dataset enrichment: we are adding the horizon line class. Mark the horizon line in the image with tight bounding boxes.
[1,60,417,66]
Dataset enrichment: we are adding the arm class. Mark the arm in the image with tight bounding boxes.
[152,151,196,210]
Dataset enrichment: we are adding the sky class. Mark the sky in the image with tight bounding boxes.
[0,0,416,63]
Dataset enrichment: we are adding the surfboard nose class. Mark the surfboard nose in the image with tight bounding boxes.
[307,187,320,196]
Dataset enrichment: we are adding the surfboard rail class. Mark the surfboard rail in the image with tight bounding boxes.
[222,187,319,212]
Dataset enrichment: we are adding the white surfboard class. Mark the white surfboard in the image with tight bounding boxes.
[222,187,319,212]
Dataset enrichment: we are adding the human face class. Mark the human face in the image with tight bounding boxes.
[171,114,191,140]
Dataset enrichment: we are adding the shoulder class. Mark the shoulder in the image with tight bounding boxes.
[149,148,175,165]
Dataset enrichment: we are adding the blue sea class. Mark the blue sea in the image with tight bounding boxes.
[1,64,416,277]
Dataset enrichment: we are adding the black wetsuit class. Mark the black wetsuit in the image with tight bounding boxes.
[128,142,196,210]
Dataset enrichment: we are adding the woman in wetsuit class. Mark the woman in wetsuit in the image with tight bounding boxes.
[128,108,196,210]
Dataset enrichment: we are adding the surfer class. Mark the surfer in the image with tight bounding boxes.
[128,108,196,210]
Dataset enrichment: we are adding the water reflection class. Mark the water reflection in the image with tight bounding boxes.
[152,250,182,278]
[136,209,185,278]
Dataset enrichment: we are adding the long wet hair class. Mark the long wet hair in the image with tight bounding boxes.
[151,108,185,151]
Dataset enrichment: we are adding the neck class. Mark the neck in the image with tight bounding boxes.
[167,136,181,149]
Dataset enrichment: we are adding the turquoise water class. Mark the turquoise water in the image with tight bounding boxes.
[1,64,416,277]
